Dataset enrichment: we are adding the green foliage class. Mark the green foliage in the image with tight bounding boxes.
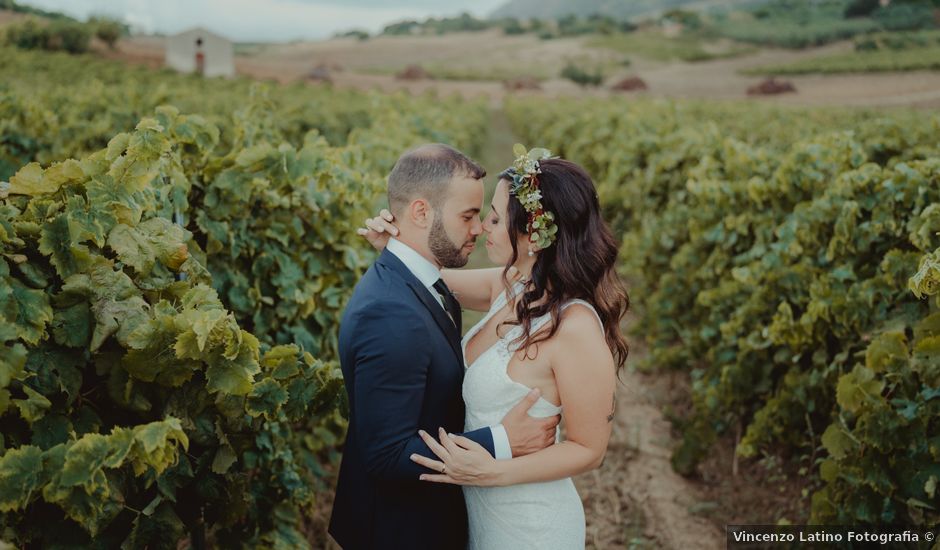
[856,30,940,51]
[587,30,754,63]
[90,17,125,49]
[381,19,421,35]
[710,0,880,48]
[560,63,604,86]
[178,92,386,359]
[910,249,940,299]
[0,48,490,547]
[812,303,940,524]
[873,1,938,30]
[490,0,734,22]
[556,14,601,37]
[0,0,73,20]
[844,0,880,18]
[373,11,635,38]
[0,46,485,180]
[662,9,703,30]
[501,18,527,35]
[335,29,370,41]
[380,12,491,36]
[506,96,940,525]
[0,108,372,547]
[4,19,91,54]
[46,20,91,54]
[4,19,49,50]
[745,31,940,74]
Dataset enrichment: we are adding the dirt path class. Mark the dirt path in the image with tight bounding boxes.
[573,350,724,549]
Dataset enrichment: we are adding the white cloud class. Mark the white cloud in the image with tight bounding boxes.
[14,0,508,41]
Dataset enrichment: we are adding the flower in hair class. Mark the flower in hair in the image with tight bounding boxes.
[506,143,558,251]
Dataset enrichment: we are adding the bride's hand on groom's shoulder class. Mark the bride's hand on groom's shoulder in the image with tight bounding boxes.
[356,208,398,251]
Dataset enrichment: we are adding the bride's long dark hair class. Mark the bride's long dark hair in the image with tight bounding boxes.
[498,158,629,371]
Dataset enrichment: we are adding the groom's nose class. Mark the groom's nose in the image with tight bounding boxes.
[470,217,483,235]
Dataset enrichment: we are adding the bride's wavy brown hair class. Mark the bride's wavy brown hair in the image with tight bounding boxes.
[498,158,629,371]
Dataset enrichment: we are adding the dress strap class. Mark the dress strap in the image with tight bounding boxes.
[492,279,525,311]
[526,299,604,335]
[561,299,605,332]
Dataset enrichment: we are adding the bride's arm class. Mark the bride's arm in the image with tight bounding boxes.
[358,209,508,312]
[412,305,617,486]
[440,267,503,312]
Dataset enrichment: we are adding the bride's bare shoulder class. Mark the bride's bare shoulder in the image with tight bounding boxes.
[549,302,606,349]
[548,303,613,375]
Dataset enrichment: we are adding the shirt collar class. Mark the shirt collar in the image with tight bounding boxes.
[386,238,441,289]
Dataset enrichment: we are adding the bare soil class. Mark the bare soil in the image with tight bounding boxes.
[0,9,28,26]
[100,31,940,109]
[573,362,725,549]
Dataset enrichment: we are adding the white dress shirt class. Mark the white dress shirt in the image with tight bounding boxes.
[386,238,512,460]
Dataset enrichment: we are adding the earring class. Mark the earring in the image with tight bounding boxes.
[527,249,534,257]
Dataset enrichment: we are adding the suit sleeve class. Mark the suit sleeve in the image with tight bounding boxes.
[350,302,495,481]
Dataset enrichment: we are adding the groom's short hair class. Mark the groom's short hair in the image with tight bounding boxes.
[387,143,486,215]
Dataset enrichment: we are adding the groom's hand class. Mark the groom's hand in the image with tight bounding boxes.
[500,388,560,457]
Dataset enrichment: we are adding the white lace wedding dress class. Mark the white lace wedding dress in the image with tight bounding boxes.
[461,281,598,549]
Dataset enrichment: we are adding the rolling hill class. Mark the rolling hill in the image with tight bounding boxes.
[489,0,770,20]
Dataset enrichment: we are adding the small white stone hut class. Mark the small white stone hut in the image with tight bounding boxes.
[165,27,234,78]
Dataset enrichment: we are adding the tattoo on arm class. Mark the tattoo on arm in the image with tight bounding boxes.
[607,395,615,423]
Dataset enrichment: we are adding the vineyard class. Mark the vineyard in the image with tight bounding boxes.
[506,98,940,525]
[0,46,487,547]
[0,40,939,548]
[746,31,940,75]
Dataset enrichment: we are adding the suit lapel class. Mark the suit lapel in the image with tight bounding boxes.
[377,250,463,363]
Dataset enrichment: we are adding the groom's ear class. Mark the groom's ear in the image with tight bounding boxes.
[409,198,432,229]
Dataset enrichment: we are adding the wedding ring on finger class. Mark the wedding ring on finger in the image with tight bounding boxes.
[440,464,446,474]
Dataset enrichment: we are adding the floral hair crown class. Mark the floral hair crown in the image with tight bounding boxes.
[504,143,558,251]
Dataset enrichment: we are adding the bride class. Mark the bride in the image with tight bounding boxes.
[359,145,629,549]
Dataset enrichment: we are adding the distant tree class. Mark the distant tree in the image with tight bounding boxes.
[337,29,370,40]
[560,63,603,86]
[47,20,91,53]
[844,0,880,18]
[662,9,702,29]
[873,1,936,29]
[502,18,526,35]
[556,14,580,35]
[90,17,125,49]
[619,20,638,32]
[452,12,488,32]
[382,20,420,35]
[559,14,601,36]
[5,18,49,50]
[4,0,72,20]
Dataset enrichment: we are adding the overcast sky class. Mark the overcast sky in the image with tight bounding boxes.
[15,0,508,42]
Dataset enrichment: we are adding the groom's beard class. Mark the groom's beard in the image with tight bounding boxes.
[429,215,472,269]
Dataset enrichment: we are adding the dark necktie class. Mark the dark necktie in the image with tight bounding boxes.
[433,278,462,335]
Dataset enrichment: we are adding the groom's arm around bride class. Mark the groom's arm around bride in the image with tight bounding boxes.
[340,297,555,482]
[329,262,557,550]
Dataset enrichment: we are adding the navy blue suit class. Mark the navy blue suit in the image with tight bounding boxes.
[329,249,495,549]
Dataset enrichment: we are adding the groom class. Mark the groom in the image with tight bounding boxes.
[329,144,559,549]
